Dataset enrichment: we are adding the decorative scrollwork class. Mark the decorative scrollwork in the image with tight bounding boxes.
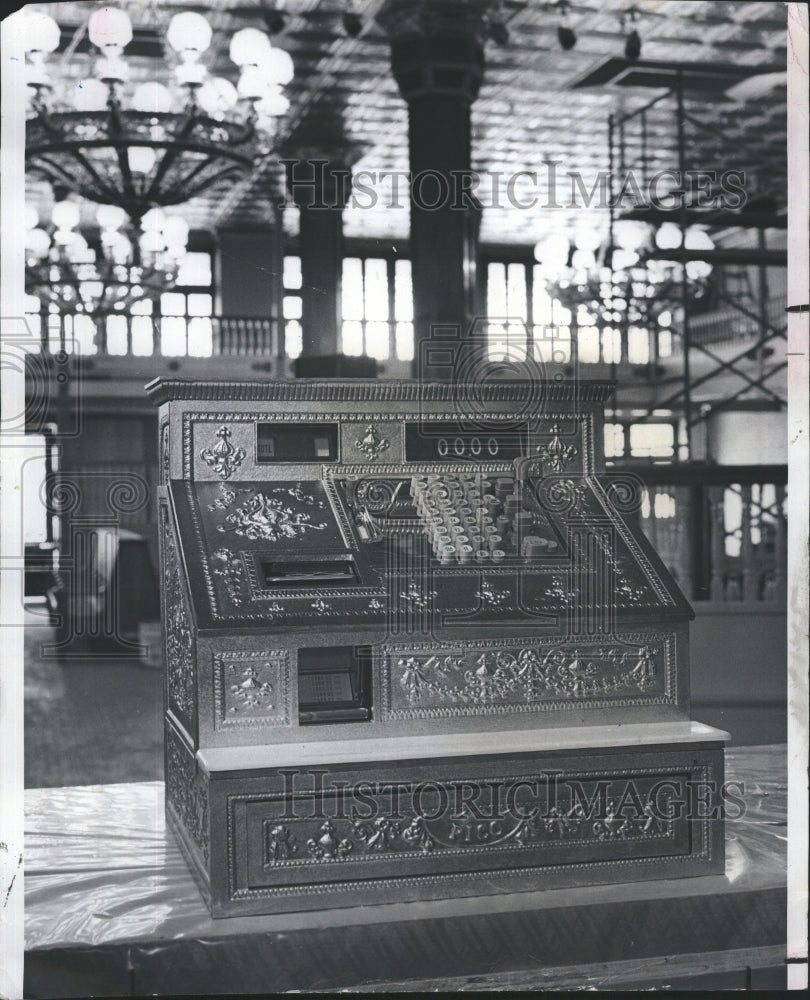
[354,424,390,461]
[165,727,209,864]
[216,491,327,542]
[535,476,589,516]
[160,421,170,485]
[402,816,437,853]
[271,482,326,507]
[395,642,659,706]
[353,817,401,851]
[228,663,273,711]
[475,579,510,608]
[264,823,297,863]
[259,782,668,868]
[352,478,406,515]
[162,514,194,720]
[536,424,578,473]
[211,547,245,605]
[399,580,438,610]
[306,820,353,860]
[200,425,246,480]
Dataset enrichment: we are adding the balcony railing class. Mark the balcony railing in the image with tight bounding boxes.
[28,301,786,364]
[28,312,277,359]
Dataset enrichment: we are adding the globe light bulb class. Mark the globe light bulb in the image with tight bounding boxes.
[167,12,213,58]
[535,231,571,266]
[613,219,650,253]
[141,207,168,232]
[655,222,682,250]
[571,248,595,271]
[612,248,639,271]
[132,82,173,114]
[25,11,61,55]
[646,259,670,284]
[139,229,165,255]
[26,60,51,89]
[686,260,712,280]
[106,232,133,264]
[684,227,715,252]
[162,216,189,247]
[51,200,80,231]
[230,27,272,68]
[73,78,109,111]
[573,225,602,254]
[25,227,51,259]
[265,46,294,86]
[237,66,271,100]
[25,205,39,230]
[96,204,127,231]
[64,231,90,264]
[88,8,133,52]
[174,63,207,88]
[255,85,290,117]
[95,56,129,83]
[198,77,239,117]
[128,146,157,175]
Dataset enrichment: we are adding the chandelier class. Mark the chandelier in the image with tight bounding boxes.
[534,219,715,359]
[24,6,294,223]
[25,198,188,318]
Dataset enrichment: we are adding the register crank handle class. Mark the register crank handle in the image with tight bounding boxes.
[512,454,542,489]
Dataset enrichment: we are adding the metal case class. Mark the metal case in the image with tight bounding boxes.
[148,377,727,916]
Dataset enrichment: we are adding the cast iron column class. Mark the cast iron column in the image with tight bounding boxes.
[379,0,488,379]
[285,156,352,359]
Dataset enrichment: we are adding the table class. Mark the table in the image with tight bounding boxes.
[24,745,787,995]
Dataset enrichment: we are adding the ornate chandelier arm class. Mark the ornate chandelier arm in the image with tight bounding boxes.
[30,144,125,208]
[172,162,250,204]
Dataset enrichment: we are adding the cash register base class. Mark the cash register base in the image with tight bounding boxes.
[167,722,725,917]
[149,377,727,917]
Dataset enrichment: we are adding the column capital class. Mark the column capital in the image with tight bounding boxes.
[377,0,491,103]
[282,155,354,211]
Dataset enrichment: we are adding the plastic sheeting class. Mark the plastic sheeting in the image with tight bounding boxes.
[25,744,786,956]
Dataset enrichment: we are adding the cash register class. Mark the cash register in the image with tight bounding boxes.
[147,376,727,917]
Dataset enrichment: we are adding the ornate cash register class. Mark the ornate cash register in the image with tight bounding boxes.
[147,377,727,917]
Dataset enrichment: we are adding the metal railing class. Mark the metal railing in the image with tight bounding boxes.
[28,312,276,358]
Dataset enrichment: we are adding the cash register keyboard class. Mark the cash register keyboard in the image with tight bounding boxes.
[409,472,559,565]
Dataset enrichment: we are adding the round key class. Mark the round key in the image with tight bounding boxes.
[474,549,489,563]
[457,544,473,563]
[491,548,505,562]
[522,535,547,558]
[487,533,502,550]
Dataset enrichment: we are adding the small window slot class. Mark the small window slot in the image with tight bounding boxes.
[298,645,372,725]
[261,558,358,588]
